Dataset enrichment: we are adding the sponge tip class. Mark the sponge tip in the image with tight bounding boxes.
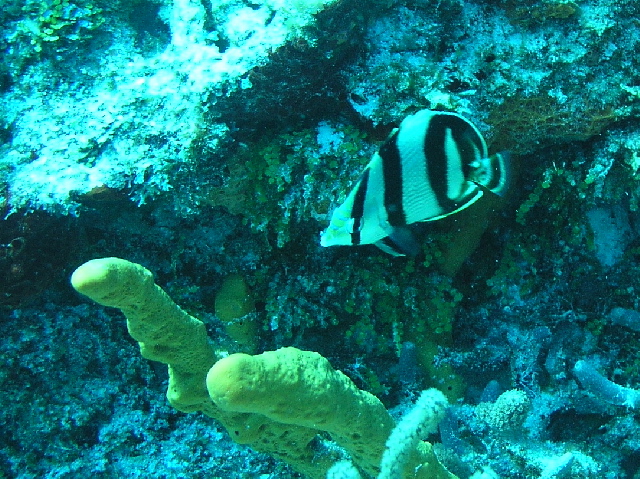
[71,257,151,307]
[71,258,116,296]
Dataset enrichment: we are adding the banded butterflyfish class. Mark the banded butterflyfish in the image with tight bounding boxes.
[320,109,510,256]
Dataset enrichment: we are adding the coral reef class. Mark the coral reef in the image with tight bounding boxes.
[3,0,640,477]
[346,0,639,154]
[1,0,353,214]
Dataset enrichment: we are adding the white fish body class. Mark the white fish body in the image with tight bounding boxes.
[320,109,510,256]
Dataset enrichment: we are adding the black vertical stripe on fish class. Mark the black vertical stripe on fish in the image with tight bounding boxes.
[423,115,453,210]
[351,168,370,221]
[459,132,480,178]
[456,124,484,166]
[350,168,370,244]
[450,116,484,170]
[380,132,405,226]
[484,152,510,195]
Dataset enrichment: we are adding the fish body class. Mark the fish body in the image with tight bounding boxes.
[320,109,510,256]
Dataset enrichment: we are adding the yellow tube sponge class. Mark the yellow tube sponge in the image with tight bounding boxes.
[215,273,259,352]
[70,258,331,478]
[207,347,454,478]
[71,258,456,479]
[71,257,216,412]
[208,348,393,475]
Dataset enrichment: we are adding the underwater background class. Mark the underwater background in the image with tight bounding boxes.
[2,0,640,477]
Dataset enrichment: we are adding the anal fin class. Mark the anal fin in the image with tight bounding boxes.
[375,226,421,257]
